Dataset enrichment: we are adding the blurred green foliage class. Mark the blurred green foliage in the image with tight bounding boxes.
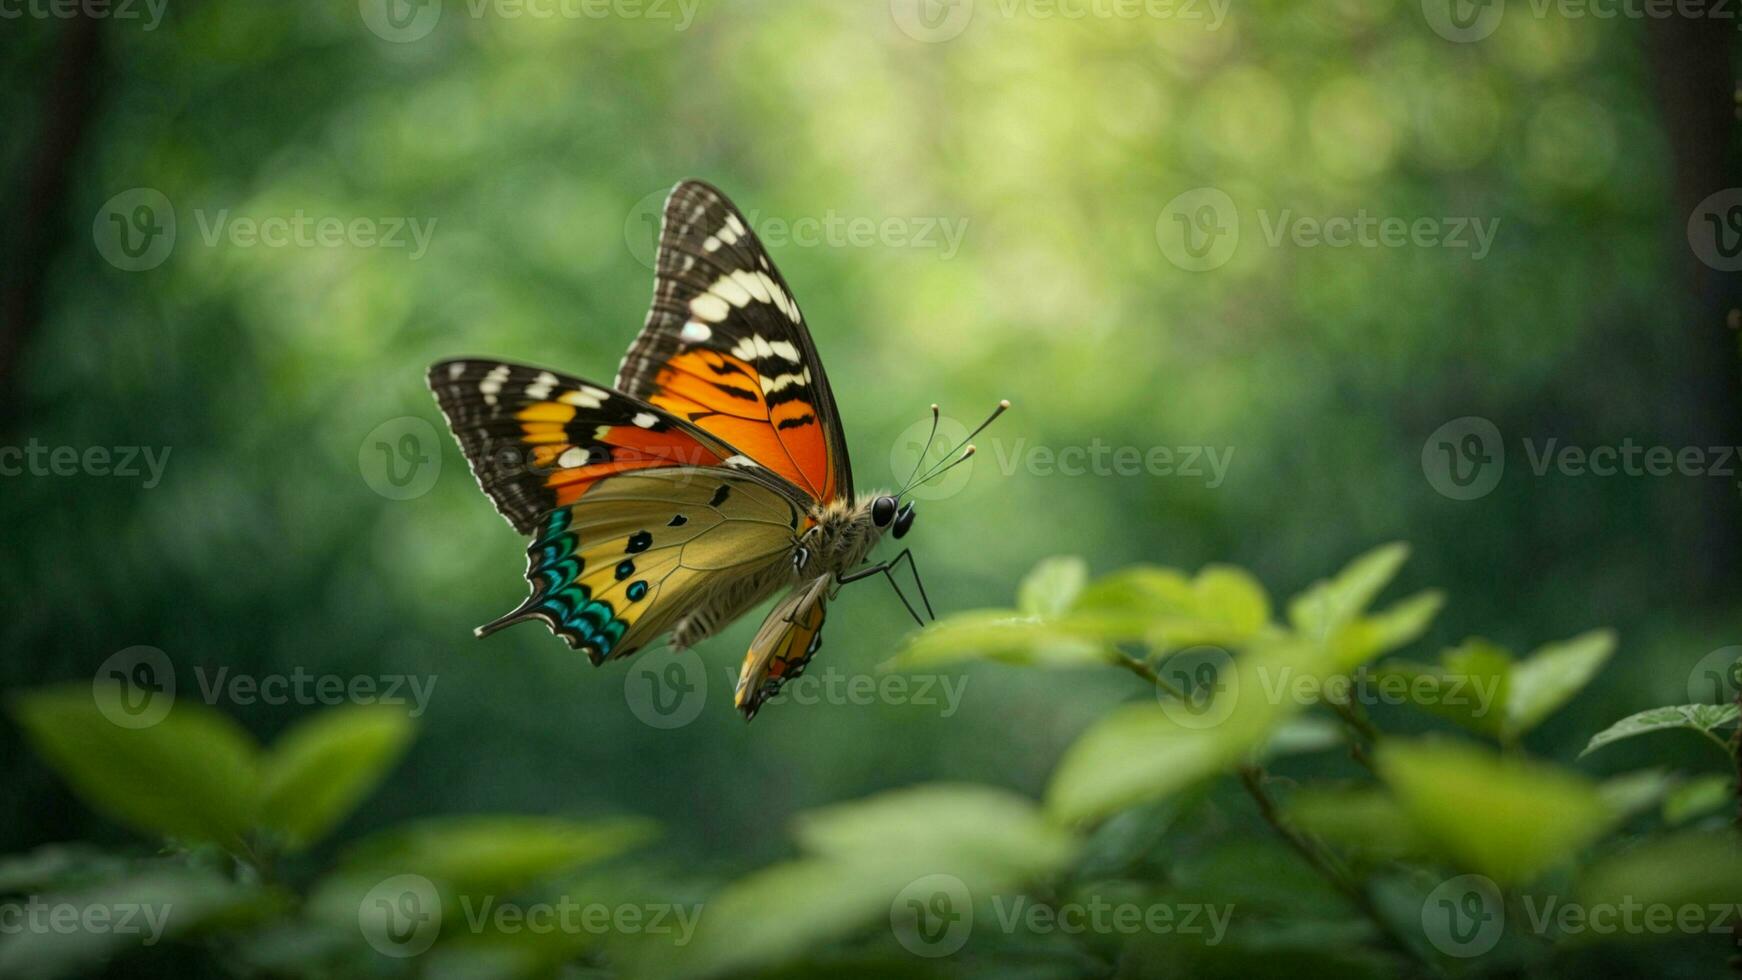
[2,0,1739,976]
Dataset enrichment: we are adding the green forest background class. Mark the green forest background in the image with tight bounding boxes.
[2,1,1740,977]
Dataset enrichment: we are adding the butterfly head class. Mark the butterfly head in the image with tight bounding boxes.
[870,494,917,540]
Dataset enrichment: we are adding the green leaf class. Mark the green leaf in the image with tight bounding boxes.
[1287,543,1410,640]
[1286,787,1430,861]
[1577,832,1742,908]
[1047,639,1324,823]
[887,609,1107,670]
[1374,638,1511,737]
[1663,774,1734,825]
[258,704,416,850]
[0,866,276,980]
[675,785,1075,979]
[1068,564,1271,649]
[1326,590,1443,669]
[343,816,654,892]
[10,688,258,849]
[1017,556,1088,619]
[1580,704,1740,759]
[1506,630,1615,738]
[674,859,917,979]
[1258,716,1345,759]
[794,783,1076,881]
[1598,769,1674,821]
[1377,739,1610,885]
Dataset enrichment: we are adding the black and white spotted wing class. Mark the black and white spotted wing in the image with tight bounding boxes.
[616,180,854,505]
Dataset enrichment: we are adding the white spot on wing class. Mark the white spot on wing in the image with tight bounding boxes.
[725,213,747,237]
[632,412,658,428]
[710,275,752,308]
[768,340,801,363]
[447,361,465,380]
[680,320,712,343]
[479,364,511,406]
[525,371,558,401]
[703,236,721,252]
[558,447,590,468]
[690,293,731,323]
[724,454,756,468]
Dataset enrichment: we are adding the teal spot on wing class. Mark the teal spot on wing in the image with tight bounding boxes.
[519,508,634,661]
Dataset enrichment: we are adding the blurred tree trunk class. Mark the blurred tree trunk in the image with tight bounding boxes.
[1644,15,1742,601]
[0,14,103,427]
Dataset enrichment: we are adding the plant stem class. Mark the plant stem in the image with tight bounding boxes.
[1328,695,1382,775]
[1119,652,1431,974]
[1114,650,1185,701]
[1237,765,1433,974]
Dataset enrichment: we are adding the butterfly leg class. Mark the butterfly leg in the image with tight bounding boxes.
[886,548,935,621]
[837,549,931,627]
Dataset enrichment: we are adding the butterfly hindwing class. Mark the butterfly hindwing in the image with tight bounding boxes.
[735,575,831,719]
[617,180,853,505]
[428,358,760,535]
[479,467,807,664]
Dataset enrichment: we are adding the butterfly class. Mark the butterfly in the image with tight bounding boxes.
[428,180,1006,719]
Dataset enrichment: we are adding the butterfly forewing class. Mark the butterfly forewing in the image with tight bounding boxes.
[617,180,853,505]
[428,358,760,534]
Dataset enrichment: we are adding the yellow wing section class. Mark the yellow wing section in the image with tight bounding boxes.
[478,467,803,664]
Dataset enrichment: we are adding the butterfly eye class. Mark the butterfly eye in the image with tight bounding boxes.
[871,495,898,527]
[892,502,916,540]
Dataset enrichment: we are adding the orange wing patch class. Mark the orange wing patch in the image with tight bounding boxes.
[645,347,835,503]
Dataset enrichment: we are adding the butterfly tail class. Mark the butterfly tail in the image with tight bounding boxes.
[471,508,625,665]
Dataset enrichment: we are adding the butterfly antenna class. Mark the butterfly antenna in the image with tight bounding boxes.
[899,404,942,492]
[903,399,1010,493]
